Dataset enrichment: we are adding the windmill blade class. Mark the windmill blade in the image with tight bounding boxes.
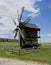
[19,7,24,20]
[19,28,24,40]
[14,31,17,38]
[17,10,20,22]
[24,17,31,25]
[13,27,19,38]
[12,18,17,26]
[13,28,18,33]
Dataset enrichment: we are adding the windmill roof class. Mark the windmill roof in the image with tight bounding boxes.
[20,22,40,30]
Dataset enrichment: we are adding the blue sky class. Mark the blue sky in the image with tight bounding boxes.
[31,0,51,42]
[0,0,51,43]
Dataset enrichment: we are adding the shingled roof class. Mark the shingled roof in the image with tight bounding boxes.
[19,22,40,30]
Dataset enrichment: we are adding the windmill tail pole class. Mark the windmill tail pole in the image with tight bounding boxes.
[19,48,21,56]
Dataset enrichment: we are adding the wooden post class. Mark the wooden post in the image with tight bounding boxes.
[19,48,21,56]
[19,30,21,56]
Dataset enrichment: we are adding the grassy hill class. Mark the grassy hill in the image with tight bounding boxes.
[0,42,51,65]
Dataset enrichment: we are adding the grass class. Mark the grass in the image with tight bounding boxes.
[0,42,51,64]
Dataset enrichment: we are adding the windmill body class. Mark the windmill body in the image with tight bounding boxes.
[19,22,40,49]
[13,7,41,49]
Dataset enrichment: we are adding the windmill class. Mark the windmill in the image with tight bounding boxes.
[13,7,31,48]
[12,7,41,49]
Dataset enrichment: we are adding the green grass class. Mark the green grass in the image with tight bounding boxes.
[0,42,51,64]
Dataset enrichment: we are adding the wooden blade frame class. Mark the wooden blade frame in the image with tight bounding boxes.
[17,10,20,23]
[19,28,24,40]
[24,17,31,25]
[14,28,19,38]
[19,7,24,21]
[14,31,17,38]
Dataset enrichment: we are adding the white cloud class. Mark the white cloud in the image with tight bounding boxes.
[41,33,51,43]
[41,33,51,37]
[0,30,14,39]
[0,0,41,38]
[41,34,45,37]
[0,16,16,30]
[49,4,51,7]
[0,16,16,38]
[46,34,51,36]
[0,0,41,17]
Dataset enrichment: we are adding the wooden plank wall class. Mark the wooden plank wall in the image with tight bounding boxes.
[23,28,38,45]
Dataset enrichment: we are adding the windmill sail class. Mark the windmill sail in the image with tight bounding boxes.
[19,7,24,20]
[12,7,33,48]
[14,31,17,38]
[24,17,31,25]
[19,28,24,40]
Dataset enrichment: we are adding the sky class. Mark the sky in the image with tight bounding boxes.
[0,0,51,43]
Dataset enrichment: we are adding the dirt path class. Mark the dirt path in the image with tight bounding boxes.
[0,58,49,65]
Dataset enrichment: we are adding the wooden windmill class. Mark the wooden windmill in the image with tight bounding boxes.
[13,7,40,49]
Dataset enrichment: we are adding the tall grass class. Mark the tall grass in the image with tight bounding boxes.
[0,42,51,64]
